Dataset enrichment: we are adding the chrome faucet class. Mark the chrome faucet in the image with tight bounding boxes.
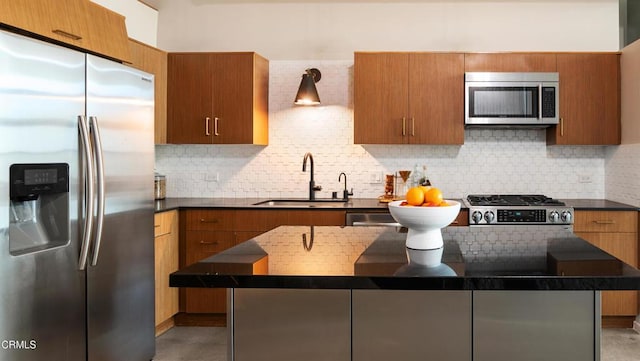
[302,152,322,200]
[338,172,353,200]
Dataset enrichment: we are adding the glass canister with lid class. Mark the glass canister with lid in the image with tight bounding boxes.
[154,173,166,200]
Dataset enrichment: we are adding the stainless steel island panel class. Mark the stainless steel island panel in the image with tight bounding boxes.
[231,288,351,361]
[473,290,599,361]
[352,290,472,361]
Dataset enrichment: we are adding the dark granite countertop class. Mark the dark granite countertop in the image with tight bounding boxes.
[562,199,639,211]
[156,197,638,213]
[170,225,640,291]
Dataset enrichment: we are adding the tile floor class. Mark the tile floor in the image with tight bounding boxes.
[154,326,640,361]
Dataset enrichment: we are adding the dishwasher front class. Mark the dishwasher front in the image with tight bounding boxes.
[345,212,401,227]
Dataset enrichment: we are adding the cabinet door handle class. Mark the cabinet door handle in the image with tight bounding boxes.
[205,117,211,136]
[154,224,161,228]
[411,117,415,136]
[560,117,564,137]
[402,117,406,136]
[200,241,220,245]
[214,117,219,136]
[200,218,220,223]
[52,29,82,40]
[593,220,615,224]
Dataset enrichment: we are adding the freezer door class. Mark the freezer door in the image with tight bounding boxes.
[85,55,155,361]
[0,31,86,361]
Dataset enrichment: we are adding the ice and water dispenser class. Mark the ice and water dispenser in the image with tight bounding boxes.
[9,163,69,255]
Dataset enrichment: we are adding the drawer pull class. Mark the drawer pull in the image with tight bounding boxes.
[52,29,82,41]
[593,220,615,224]
[154,224,161,228]
[200,241,219,245]
[200,218,220,223]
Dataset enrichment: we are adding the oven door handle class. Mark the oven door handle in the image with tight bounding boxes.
[352,221,402,227]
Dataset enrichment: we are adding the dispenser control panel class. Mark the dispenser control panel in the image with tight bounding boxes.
[10,163,69,200]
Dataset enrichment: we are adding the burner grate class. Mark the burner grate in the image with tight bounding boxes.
[467,194,565,207]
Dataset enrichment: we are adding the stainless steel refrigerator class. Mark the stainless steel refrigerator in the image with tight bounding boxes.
[0,29,155,361]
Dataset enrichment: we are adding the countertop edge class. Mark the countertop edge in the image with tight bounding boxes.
[169,273,640,291]
[155,197,639,213]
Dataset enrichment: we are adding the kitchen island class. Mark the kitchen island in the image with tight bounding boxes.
[170,225,640,361]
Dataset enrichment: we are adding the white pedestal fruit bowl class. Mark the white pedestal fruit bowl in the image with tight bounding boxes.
[388,200,461,251]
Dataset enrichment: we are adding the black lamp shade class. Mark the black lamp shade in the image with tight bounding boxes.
[294,69,321,105]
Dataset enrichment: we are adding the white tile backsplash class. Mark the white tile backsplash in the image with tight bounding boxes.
[155,60,608,200]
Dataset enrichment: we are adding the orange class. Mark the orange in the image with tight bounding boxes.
[405,186,425,206]
[424,187,443,206]
[418,185,432,198]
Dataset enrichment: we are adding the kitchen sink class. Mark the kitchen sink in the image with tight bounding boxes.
[253,199,348,208]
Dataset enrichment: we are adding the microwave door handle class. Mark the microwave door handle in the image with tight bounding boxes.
[89,116,105,266]
[78,115,95,271]
[538,84,542,120]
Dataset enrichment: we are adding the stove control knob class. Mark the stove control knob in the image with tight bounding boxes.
[561,211,572,223]
[484,211,495,224]
[549,211,560,223]
[472,211,483,224]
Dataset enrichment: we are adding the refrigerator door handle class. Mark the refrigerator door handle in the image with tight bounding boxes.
[78,115,95,270]
[89,116,106,266]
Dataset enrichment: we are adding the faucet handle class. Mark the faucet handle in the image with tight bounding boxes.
[313,185,322,191]
[343,188,353,200]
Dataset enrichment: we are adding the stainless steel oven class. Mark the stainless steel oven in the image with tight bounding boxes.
[465,194,573,226]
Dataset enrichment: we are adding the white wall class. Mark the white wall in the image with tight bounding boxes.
[620,38,640,145]
[152,0,624,200]
[90,0,158,46]
[605,38,640,208]
[156,0,619,59]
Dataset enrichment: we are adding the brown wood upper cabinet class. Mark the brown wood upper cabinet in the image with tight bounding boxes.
[464,52,621,146]
[167,52,269,145]
[464,53,557,72]
[128,40,168,144]
[0,0,131,63]
[547,53,621,145]
[354,52,464,145]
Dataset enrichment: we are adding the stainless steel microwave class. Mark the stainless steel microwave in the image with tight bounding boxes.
[464,72,559,127]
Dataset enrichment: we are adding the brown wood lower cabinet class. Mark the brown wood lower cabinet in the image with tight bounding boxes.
[154,210,179,335]
[182,230,234,315]
[574,210,638,328]
[177,209,347,325]
[452,209,469,226]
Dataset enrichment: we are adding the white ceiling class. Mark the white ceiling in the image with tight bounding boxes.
[139,0,159,10]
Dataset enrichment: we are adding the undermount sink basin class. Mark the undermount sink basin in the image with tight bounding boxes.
[253,199,348,208]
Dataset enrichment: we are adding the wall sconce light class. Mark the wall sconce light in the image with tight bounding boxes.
[294,68,321,105]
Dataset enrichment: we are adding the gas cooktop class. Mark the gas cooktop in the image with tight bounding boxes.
[465,194,573,226]
[466,194,566,207]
